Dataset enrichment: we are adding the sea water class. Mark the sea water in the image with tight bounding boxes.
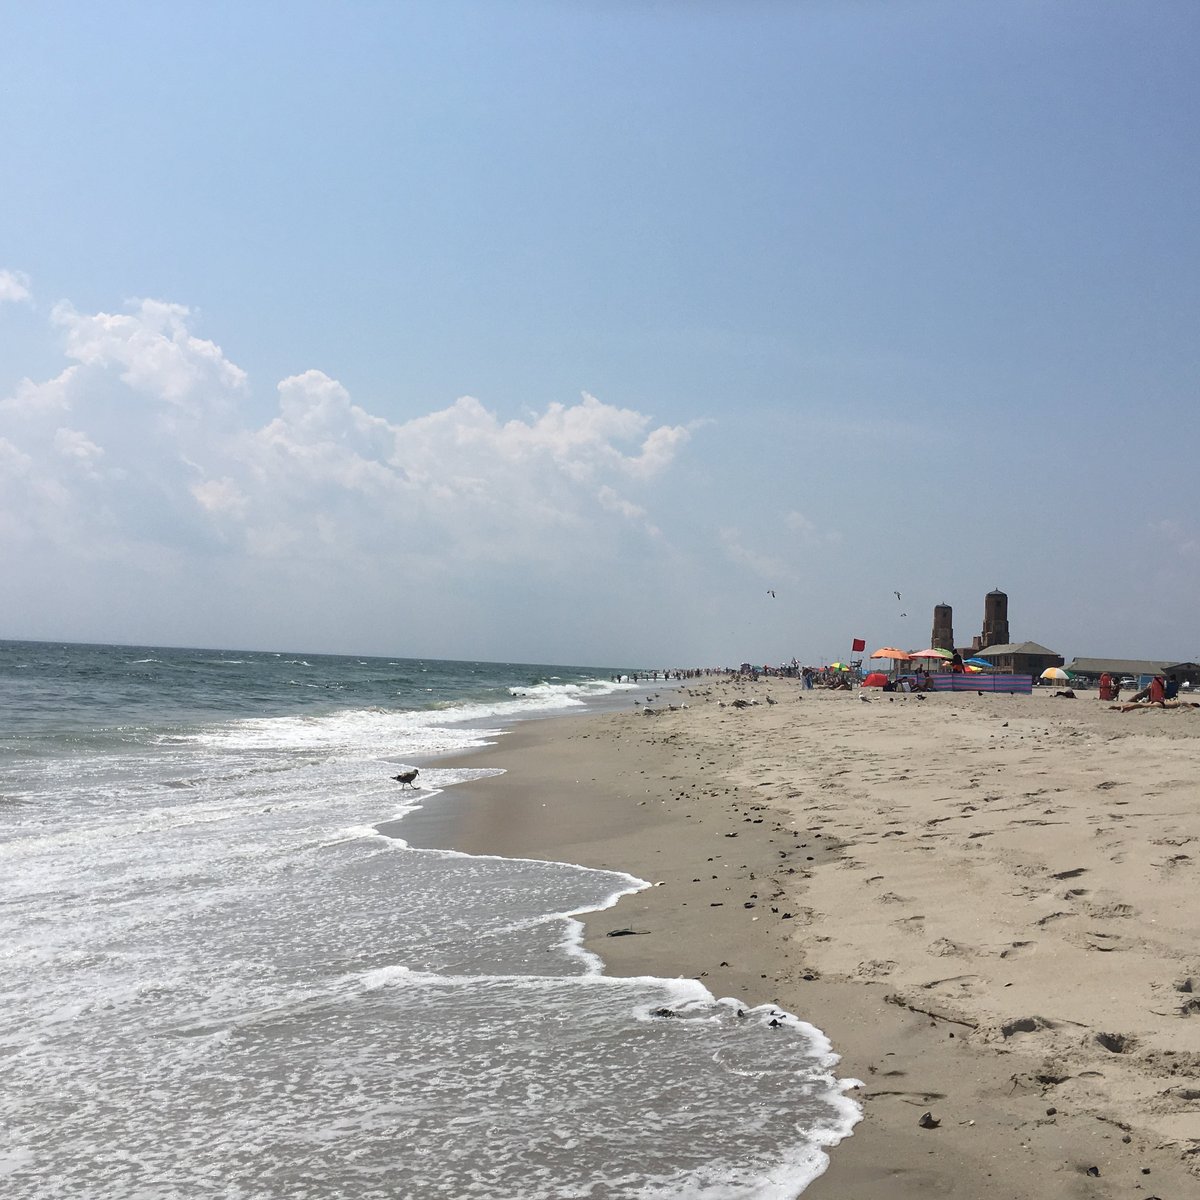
[0,641,859,1199]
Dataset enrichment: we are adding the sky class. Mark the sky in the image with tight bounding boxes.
[1,1,1198,667]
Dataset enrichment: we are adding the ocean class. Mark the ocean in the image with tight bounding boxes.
[0,640,859,1199]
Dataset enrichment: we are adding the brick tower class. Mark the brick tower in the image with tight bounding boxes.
[980,589,1009,649]
[931,604,954,652]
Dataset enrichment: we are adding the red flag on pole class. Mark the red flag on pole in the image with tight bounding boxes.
[851,638,866,653]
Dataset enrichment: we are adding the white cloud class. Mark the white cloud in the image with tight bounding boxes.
[0,367,79,416]
[597,483,660,536]
[226,382,686,565]
[0,435,72,543]
[53,427,106,476]
[52,298,247,406]
[251,370,400,496]
[0,268,31,304]
[393,391,690,485]
[626,422,692,478]
[2,296,693,569]
[191,476,248,518]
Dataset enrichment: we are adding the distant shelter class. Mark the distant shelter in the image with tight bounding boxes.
[1065,658,1200,687]
[974,641,1063,676]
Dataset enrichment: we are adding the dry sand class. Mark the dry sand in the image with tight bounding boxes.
[410,678,1200,1197]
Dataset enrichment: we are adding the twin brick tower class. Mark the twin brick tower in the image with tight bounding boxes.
[931,590,1009,655]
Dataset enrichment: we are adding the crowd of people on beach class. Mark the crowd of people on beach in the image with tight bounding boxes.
[611,668,725,683]
[618,664,1191,709]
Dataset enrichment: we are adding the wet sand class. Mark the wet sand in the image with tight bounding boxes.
[408,678,1200,1197]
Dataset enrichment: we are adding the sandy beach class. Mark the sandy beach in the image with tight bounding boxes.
[410,678,1200,1198]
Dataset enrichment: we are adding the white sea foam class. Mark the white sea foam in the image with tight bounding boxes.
[509,677,638,701]
[187,680,640,758]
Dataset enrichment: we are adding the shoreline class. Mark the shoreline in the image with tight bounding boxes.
[402,678,1200,1198]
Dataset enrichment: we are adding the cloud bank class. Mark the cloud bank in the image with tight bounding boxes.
[0,280,694,656]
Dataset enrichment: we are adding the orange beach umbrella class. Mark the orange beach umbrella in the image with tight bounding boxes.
[870,647,912,661]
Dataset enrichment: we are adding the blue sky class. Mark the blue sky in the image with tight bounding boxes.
[2,1,1197,665]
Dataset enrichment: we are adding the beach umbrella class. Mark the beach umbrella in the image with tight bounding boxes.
[910,648,951,661]
[964,657,992,668]
[870,647,912,681]
[1040,667,1070,681]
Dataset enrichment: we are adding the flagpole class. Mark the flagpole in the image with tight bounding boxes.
[850,637,866,686]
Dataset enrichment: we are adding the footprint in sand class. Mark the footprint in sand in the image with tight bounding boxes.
[999,940,1037,959]
[1094,1031,1138,1054]
[1000,1014,1061,1038]
[1079,931,1128,953]
[1080,900,1135,920]
[855,959,897,978]
[1156,853,1192,873]
[1036,911,1073,926]
[928,937,974,957]
[920,974,987,998]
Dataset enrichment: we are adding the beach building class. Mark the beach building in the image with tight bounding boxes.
[1064,657,1200,687]
[973,641,1064,676]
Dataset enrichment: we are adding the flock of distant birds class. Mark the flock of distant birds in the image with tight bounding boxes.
[768,587,907,617]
